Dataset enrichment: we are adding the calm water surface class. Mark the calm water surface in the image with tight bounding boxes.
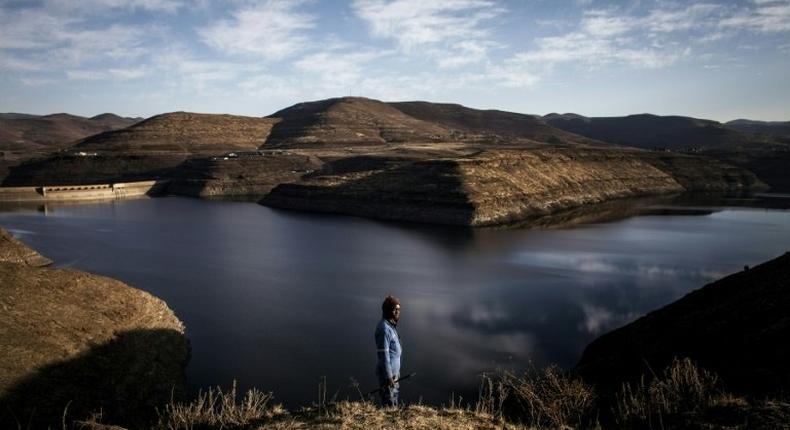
[1,196,789,406]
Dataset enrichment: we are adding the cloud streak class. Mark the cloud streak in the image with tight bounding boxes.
[199,1,315,60]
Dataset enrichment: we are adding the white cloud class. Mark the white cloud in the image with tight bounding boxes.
[645,3,723,34]
[294,50,382,89]
[0,5,157,74]
[437,40,491,69]
[66,67,149,81]
[582,9,634,36]
[19,77,58,86]
[720,0,790,32]
[484,63,541,88]
[579,304,613,335]
[352,0,503,51]
[47,0,188,13]
[503,5,725,77]
[200,1,315,60]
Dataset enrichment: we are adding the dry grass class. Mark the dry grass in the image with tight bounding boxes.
[154,381,273,430]
[499,366,597,429]
[58,360,790,430]
[613,358,720,428]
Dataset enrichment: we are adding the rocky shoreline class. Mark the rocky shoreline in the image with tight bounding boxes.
[0,228,189,429]
[261,147,763,227]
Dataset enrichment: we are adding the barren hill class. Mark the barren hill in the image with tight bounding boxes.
[390,102,599,146]
[0,113,140,152]
[725,119,790,139]
[75,111,278,154]
[265,97,452,147]
[544,113,775,151]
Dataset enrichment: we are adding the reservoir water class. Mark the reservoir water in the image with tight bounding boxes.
[1,195,789,407]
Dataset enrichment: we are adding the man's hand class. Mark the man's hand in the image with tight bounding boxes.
[387,377,396,388]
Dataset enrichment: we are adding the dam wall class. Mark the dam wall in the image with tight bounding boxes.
[0,180,169,202]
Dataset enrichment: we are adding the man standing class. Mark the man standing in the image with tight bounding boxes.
[375,295,401,407]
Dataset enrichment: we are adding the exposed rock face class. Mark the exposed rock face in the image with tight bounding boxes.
[75,111,278,154]
[639,152,766,191]
[0,228,52,266]
[576,252,790,397]
[169,152,325,197]
[265,97,452,147]
[0,228,189,429]
[262,147,759,227]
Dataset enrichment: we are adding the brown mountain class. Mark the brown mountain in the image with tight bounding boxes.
[0,113,140,153]
[264,97,452,147]
[576,251,790,396]
[725,119,790,140]
[543,113,776,151]
[1,99,768,213]
[74,111,278,154]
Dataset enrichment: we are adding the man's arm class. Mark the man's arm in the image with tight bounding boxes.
[376,327,394,386]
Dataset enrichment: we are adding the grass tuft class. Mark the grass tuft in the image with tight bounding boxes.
[154,380,273,430]
[613,357,720,428]
[500,365,597,429]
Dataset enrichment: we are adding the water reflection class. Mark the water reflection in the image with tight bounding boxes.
[0,195,788,407]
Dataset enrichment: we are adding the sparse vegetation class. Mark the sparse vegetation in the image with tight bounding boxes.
[613,357,720,428]
[7,358,790,429]
[140,359,787,430]
[498,366,596,429]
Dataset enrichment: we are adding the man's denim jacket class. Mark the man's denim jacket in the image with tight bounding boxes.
[375,319,401,380]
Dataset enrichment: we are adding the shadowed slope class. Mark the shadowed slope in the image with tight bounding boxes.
[391,102,599,146]
[544,113,777,151]
[576,252,790,397]
[0,228,189,429]
[726,119,790,139]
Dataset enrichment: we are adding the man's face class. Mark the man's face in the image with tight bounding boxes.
[392,304,401,323]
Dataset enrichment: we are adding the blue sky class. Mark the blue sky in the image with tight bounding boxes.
[1,0,788,121]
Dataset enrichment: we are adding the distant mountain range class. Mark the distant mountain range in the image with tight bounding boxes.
[1,98,787,193]
[725,119,790,139]
[3,101,786,155]
[0,113,141,153]
[543,113,782,151]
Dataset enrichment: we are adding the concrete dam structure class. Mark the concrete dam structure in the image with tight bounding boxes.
[0,180,169,202]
